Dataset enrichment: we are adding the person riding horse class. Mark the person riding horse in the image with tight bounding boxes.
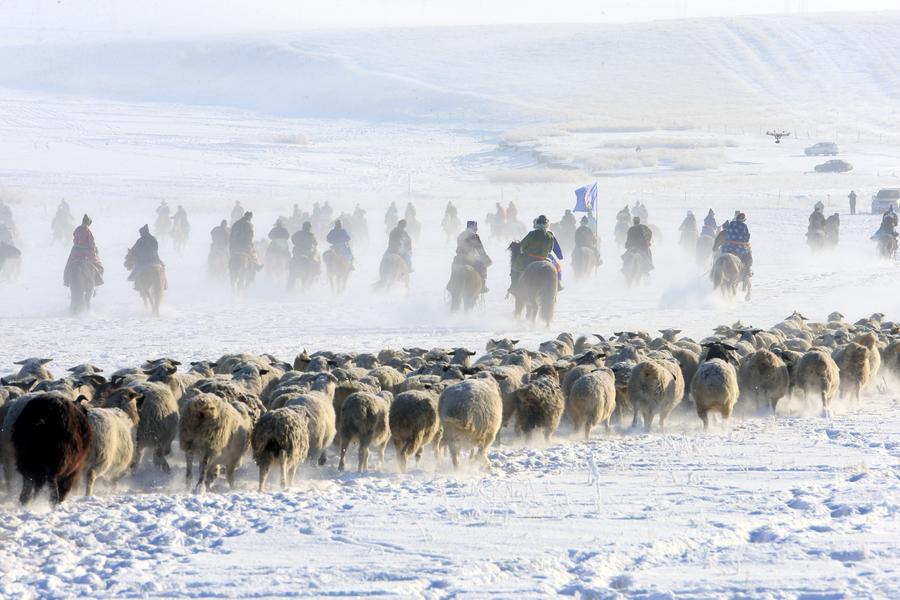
[574,215,601,262]
[623,216,653,272]
[451,220,491,292]
[64,214,104,288]
[291,221,319,262]
[516,215,563,290]
[126,224,165,290]
[386,219,413,270]
[326,219,354,270]
[701,209,717,237]
[716,212,753,276]
[230,211,261,270]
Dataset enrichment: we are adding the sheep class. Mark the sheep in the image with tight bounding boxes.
[690,359,739,429]
[367,366,406,394]
[738,349,790,412]
[515,365,565,442]
[671,347,700,398]
[251,407,310,491]
[282,392,337,466]
[84,389,141,495]
[567,368,617,440]
[179,392,254,490]
[438,375,504,470]
[628,359,685,431]
[338,392,391,472]
[560,351,606,399]
[12,393,92,505]
[853,331,881,379]
[609,360,636,423]
[389,389,441,472]
[127,381,179,472]
[796,350,840,415]
[831,342,871,403]
[2,358,54,389]
[486,338,519,352]
[881,339,900,379]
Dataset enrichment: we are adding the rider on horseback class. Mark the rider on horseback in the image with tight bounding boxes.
[518,215,563,290]
[172,205,190,236]
[451,220,491,293]
[230,201,244,225]
[126,225,165,290]
[230,211,261,270]
[155,201,171,236]
[269,218,289,243]
[211,219,229,249]
[701,209,717,237]
[871,207,898,256]
[52,200,73,241]
[326,219,354,270]
[291,221,319,263]
[575,215,601,263]
[716,212,753,277]
[623,216,653,272]
[385,202,399,233]
[64,214,104,288]
[386,219,413,271]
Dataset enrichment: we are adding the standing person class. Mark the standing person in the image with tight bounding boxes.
[64,214,104,288]
[848,190,857,215]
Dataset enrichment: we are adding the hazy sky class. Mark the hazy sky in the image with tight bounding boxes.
[2,0,899,41]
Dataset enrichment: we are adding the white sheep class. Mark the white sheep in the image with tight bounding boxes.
[338,392,391,472]
[127,381,179,472]
[179,392,254,490]
[690,359,739,429]
[831,342,871,403]
[853,331,881,379]
[282,393,337,466]
[84,389,141,495]
[251,407,310,491]
[438,375,504,470]
[796,350,840,415]
[389,389,441,472]
[738,349,790,412]
[628,359,685,431]
[567,368,617,440]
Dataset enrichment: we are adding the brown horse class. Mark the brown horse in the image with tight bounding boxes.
[375,253,410,292]
[711,252,751,301]
[229,251,257,293]
[447,263,483,312]
[508,242,557,326]
[323,248,352,294]
[288,253,321,291]
[572,245,599,280]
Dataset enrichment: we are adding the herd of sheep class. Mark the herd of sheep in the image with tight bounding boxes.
[0,309,896,507]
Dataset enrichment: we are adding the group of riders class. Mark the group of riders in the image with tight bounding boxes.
[11,185,899,314]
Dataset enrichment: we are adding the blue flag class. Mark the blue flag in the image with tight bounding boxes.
[574,183,598,212]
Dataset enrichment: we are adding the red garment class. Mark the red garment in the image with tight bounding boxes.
[64,226,103,287]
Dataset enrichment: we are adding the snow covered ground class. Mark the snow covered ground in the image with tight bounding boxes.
[2,11,900,598]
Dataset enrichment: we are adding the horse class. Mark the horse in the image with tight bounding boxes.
[288,253,321,291]
[806,229,826,253]
[265,240,291,280]
[442,214,461,242]
[0,242,21,281]
[711,252,751,301]
[876,235,897,261]
[508,242,557,326]
[229,251,257,293]
[171,220,189,252]
[375,253,410,292]
[323,248,352,294]
[695,233,715,265]
[133,263,166,316]
[68,260,97,314]
[572,245,600,280]
[207,245,229,281]
[622,248,651,286]
[447,263,483,312]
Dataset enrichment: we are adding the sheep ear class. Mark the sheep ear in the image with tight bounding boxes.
[166,364,178,375]
[468,351,476,356]
[593,334,605,341]
[39,358,53,365]
[87,374,107,387]
[511,340,520,345]
[75,395,90,405]
[12,360,26,365]
[614,331,623,336]
[170,360,182,367]
[722,343,738,351]
[258,368,270,376]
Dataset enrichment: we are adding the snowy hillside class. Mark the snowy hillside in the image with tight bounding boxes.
[0,13,898,124]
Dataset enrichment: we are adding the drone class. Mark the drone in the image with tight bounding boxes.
[766,130,791,144]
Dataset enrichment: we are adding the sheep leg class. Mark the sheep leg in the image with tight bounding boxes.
[338,438,350,472]
[225,463,237,490]
[544,427,553,443]
[85,468,98,496]
[358,435,372,473]
[642,410,653,432]
[479,446,492,471]
[448,440,460,470]
[195,454,210,492]
[279,458,289,491]
[55,472,78,505]
[317,450,327,467]
[631,405,640,429]
[287,464,298,488]
[153,446,170,473]
[699,410,709,430]
[379,441,387,467]
[394,439,408,473]
[184,450,193,484]
[19,477,37,505]
[132,446,145,471]
[257,458,271,492]
[3,459,15,494]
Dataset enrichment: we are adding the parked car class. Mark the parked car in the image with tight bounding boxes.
[872,188,900,214]
[804,142,839,156]
[814,159,853,173]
